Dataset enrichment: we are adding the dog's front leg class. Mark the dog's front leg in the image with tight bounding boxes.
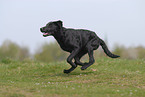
[64,48,80,74]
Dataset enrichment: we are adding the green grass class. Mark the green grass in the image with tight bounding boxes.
[0,58,145,97]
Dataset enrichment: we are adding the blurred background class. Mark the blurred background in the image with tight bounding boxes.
[0,0,145,62]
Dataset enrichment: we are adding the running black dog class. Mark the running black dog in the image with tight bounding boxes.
[40,20,120,74]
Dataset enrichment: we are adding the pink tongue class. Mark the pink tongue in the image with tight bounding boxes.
[43,33,49,35]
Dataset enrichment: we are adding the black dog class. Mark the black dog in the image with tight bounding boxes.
[40,20,120,74]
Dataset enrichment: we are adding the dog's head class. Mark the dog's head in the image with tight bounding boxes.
[40,20,63,37]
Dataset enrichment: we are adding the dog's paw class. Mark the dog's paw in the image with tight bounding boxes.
[63,69,70,74]
[81,63,89,70]
[81,66,87,70]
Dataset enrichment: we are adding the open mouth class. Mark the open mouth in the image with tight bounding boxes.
[43,33,51,37]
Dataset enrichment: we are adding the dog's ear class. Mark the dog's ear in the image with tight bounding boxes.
[55,20,63,28]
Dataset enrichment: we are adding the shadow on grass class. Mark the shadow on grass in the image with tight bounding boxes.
[30,71,95,80]
[53,70,94,77]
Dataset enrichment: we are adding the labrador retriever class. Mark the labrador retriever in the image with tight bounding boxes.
[40,20,120,74]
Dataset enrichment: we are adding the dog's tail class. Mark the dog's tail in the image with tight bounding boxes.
[100,39,120,58]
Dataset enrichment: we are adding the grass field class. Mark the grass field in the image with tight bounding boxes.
[0,58,145,97]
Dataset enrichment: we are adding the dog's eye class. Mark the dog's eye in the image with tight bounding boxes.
[46,24,52,27]
[46,23,50,26]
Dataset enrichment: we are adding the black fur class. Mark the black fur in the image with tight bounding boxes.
[40,20,120,74]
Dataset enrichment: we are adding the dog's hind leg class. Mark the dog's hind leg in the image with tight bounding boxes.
[64,48,80,74]
[81,39,98,70]
[74,50,87,66]
[74,57,84,66]
[81,49,95,70]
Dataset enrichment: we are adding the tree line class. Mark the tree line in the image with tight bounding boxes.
[0,40,145,63]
